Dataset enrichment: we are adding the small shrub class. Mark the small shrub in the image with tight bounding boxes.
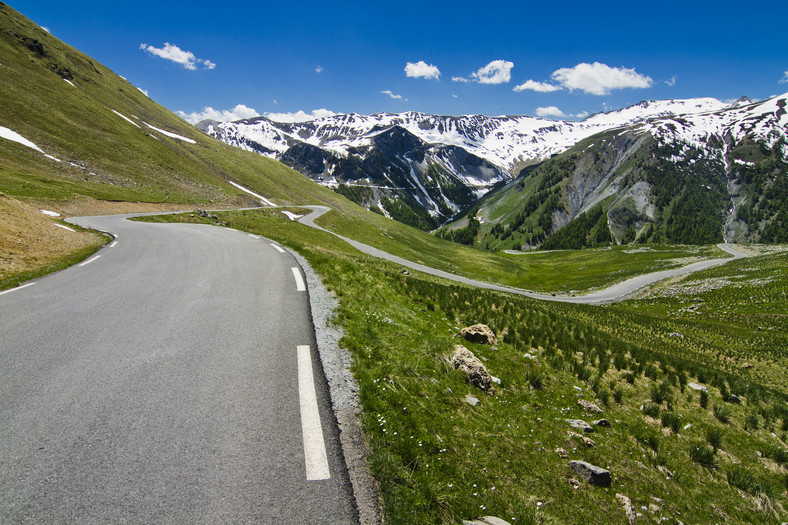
[624,372,636,384]
[689,441,715,468]
[699,390,709,409]
[524,367,546,390]
[634,424,661,451]
[727,466,758,494]
[613,387,624,404]
[661,411,682,433]
[706,427,724,452]
[763,444,788,466]
[713,403,731,424]
[643,403,661,418]
[745,412,760,431]
[598,389,610,406]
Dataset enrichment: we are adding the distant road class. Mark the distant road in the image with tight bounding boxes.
[298,206,748,304]
[0,215,356,523]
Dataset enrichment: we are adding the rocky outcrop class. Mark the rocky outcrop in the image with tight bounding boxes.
[451,345,494,393]
[578,399,603,414]
[460,324,498,345]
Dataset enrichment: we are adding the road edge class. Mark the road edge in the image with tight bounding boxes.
[290,250,385,525]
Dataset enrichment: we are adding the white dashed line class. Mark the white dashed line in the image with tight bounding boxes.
[248,234,260,239]
[271,244,286,254]
[0,283,35,296]
[297,345,330,481]
[291,267,306,291]
[78,255,101,267]
[109,241,118,248]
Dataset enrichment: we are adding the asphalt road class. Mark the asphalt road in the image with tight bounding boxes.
[298,206,749,304]
[0,215,357,523]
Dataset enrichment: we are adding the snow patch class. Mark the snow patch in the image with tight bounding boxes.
[228,180,276,206]
[0,126,43,153]
[282,211,303,221]
[143,122,196,143]
[40,209,61,217]
[54,223,75,232]
[112,110,141,128]
[63,78,76,88]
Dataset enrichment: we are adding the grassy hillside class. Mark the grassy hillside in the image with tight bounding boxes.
[141,207,788,524]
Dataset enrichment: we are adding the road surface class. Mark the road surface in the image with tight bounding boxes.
[297,205,749,304]
[0,214,357,523]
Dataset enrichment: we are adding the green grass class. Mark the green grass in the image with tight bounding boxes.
[141,209,788,524]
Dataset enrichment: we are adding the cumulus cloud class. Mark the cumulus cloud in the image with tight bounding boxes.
[550,62,652,95]
[405,61,441,80]
[472,60,514,84]
[535,106,588,120]
[780,71,788,83]
[177,104,260,124]
[451,76,470,83]
[264,109,338,123]
[140,42,216,71]
[513,79,562,93]
[535,106,568,118]
[381,90,403,100]
[665,75,677,87]
[315,65,324,74]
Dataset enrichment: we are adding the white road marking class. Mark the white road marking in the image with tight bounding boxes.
[54,223,75,232]
[109,241,118,248]
[271,243,286,253]
[248,234,260,239]
[0,283,35,296]
[78,255,101,267]
[297,345,330,481]
[291,267,306,291]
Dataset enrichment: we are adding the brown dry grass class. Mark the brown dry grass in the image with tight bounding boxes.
[0,194,105,279]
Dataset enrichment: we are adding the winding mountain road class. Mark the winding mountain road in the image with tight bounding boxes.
[0,215,357,523]
[297,205,749,304]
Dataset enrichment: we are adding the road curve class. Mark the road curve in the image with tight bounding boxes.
[0,214,357,523]
[298,205,748,304]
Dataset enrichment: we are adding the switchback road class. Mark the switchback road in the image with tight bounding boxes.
[0,215,356,523]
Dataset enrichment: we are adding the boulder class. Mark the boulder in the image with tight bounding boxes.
[688,382,708,392]
[569,460,611,487]
[578,400,603,413]
[593,419,611,427]
[464,394,480,406]
[616,493,636,524]
[460,324,498,345]
[451,345,494,393]
[565,419,594,433]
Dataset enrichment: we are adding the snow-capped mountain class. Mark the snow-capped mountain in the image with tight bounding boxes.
[445,93,787,247]
[197,94,786,233]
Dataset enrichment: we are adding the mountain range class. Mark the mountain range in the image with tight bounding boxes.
[198,95,788,243]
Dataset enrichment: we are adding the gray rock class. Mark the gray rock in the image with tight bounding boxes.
[688,382,708,392]
[593,419,611,427]
[460,324,498,345]
[463,517,511,525]
[569,460,611,487]
[578,399,603,414]
[451,345,494,393]
[464,395,480,406]
[566,419,594,433]
[616,493,636,524]
[729,394,742,404]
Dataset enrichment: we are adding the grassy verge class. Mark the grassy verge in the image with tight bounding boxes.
[141,209,788,524]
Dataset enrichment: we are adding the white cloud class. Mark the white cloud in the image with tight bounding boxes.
[264,109,338,123]
[405,60,441,80]
[575,111,589,119]
[381,90,403,100]
[452,76,470,83]
[513,79,562,93]
[315,65,324,74]
[471,60,514,85]
[780,71,788,84]
[535,106,568,118]
[451,94,458,98]
[140,42,216,71]
[550,62,652,95]
[665,76,676,87]
[177,104,259,124]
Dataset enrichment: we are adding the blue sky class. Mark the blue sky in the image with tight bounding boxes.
[13,0,788,123]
